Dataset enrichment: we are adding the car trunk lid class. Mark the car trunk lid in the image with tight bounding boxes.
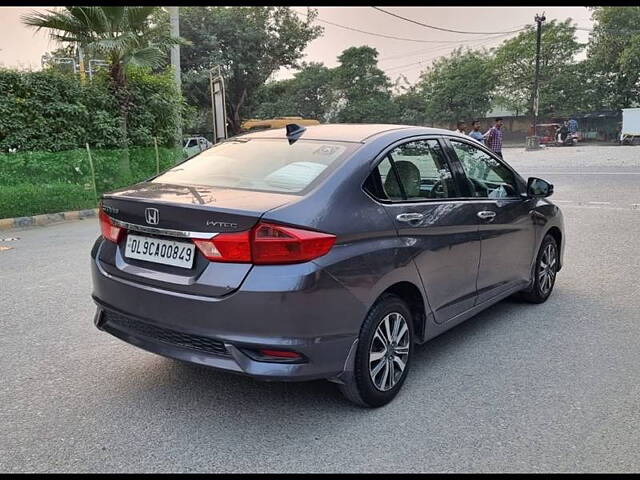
[102,181,298,234]
[97,182,299,297]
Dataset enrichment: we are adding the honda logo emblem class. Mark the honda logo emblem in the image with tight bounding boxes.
[145,208,159,225]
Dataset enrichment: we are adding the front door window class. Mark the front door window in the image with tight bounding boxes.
[449,140,519,198]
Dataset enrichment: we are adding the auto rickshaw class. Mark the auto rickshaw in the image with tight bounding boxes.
[531,123,561,145]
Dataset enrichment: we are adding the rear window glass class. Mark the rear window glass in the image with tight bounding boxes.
[154,139,355,194]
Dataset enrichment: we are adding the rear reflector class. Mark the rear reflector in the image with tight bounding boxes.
[193,222,335,265]
[99,210,123,243]
[259,349,302,359]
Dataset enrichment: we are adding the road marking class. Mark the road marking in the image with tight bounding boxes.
[587,201,611,205]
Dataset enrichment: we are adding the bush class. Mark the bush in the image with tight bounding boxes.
[0,183,96,218]
[0,67,183,152]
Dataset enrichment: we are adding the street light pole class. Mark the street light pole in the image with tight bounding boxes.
[168,7,182,148]
[532,12,545,139]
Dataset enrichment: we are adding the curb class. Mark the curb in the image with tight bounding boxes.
[0,208,99,230]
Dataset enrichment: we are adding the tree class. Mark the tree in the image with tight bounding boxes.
[586,7,640,109]
[331,46,398,123]
[417,47,495,125]
[251,77,298,119]
[22,6,184,176]
[542,60,595,116]
[178,7,322,134]
[391,75,429,126]
[252,62,334,120]
[492,19,582,117]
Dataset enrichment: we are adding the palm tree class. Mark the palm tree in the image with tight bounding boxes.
[22,7,185,175]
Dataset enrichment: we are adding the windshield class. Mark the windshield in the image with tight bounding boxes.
[154,138,356,194]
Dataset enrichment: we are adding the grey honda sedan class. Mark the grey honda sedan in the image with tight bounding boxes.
[91,124,564,407]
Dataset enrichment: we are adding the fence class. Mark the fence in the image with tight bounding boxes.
[0,141,188,219]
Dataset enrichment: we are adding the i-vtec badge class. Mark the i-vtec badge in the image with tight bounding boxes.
[206,220,238,229]
[145,208,159,225]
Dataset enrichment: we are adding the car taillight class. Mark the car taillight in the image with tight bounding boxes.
[99,210,123,243]
[192,222,335,265]
[251,223,335,264]
[193,231,252,263]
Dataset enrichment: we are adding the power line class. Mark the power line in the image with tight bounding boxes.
[379,31,513,63]
[293,10,519,45]
[372,7,526,35]
[383,33,513,77]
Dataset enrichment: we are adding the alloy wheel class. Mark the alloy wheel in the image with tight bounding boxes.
[538,243,557,295]
[369,312,410,391]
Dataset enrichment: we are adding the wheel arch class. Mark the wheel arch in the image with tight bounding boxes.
[545,226,563,271]
[377,281,428,344]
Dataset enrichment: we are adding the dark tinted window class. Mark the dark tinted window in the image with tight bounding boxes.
[155,139,355,194]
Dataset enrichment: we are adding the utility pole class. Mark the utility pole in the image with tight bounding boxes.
[168,7,182,148]
[77,43,86,83]
[532,13,545,139]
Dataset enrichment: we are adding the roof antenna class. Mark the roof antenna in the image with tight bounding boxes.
[285,123,306,144]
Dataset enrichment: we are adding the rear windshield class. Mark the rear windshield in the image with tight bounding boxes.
[153,138,356,194]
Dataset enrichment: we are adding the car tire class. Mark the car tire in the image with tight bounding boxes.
[518,234,559,303]
[339,294,414,407]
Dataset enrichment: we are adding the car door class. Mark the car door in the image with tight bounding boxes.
[445,137,536,304]
[364,137,481,323]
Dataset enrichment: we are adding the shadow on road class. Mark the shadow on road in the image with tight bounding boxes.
[99,293,549,419]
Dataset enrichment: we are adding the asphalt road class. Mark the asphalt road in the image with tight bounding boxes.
[1,145,639,473]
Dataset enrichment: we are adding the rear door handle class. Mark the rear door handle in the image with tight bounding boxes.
[396,213,424,223]
[477,210,497,221]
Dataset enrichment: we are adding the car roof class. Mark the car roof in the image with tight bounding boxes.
[236,123,456,143]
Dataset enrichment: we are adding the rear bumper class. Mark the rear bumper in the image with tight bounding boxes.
[91,240,365,382]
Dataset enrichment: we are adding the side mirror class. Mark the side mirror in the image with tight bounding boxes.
[527,177,554,198]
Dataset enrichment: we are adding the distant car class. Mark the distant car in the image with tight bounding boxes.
[241,116,320,132]
[91,124,564,407]
[183,136,212,158]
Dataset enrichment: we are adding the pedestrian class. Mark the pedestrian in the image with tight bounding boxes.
[454,121,466,135]
[468,120,485,143]
[557,121,569,143]
[485,117,504,158]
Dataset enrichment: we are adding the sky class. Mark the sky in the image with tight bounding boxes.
[0,6,594,84]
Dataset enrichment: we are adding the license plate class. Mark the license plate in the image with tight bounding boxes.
[124,234,196,269]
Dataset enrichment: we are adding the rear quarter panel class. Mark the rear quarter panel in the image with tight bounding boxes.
[261,135,433,329]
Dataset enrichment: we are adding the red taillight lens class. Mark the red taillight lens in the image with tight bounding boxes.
[251,223,336,265]
[193,222,335,265]
[99,210,123,243]
[193,231,251,262]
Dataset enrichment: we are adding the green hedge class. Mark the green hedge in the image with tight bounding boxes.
[0,146,185,218]
[0,66,184,152]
